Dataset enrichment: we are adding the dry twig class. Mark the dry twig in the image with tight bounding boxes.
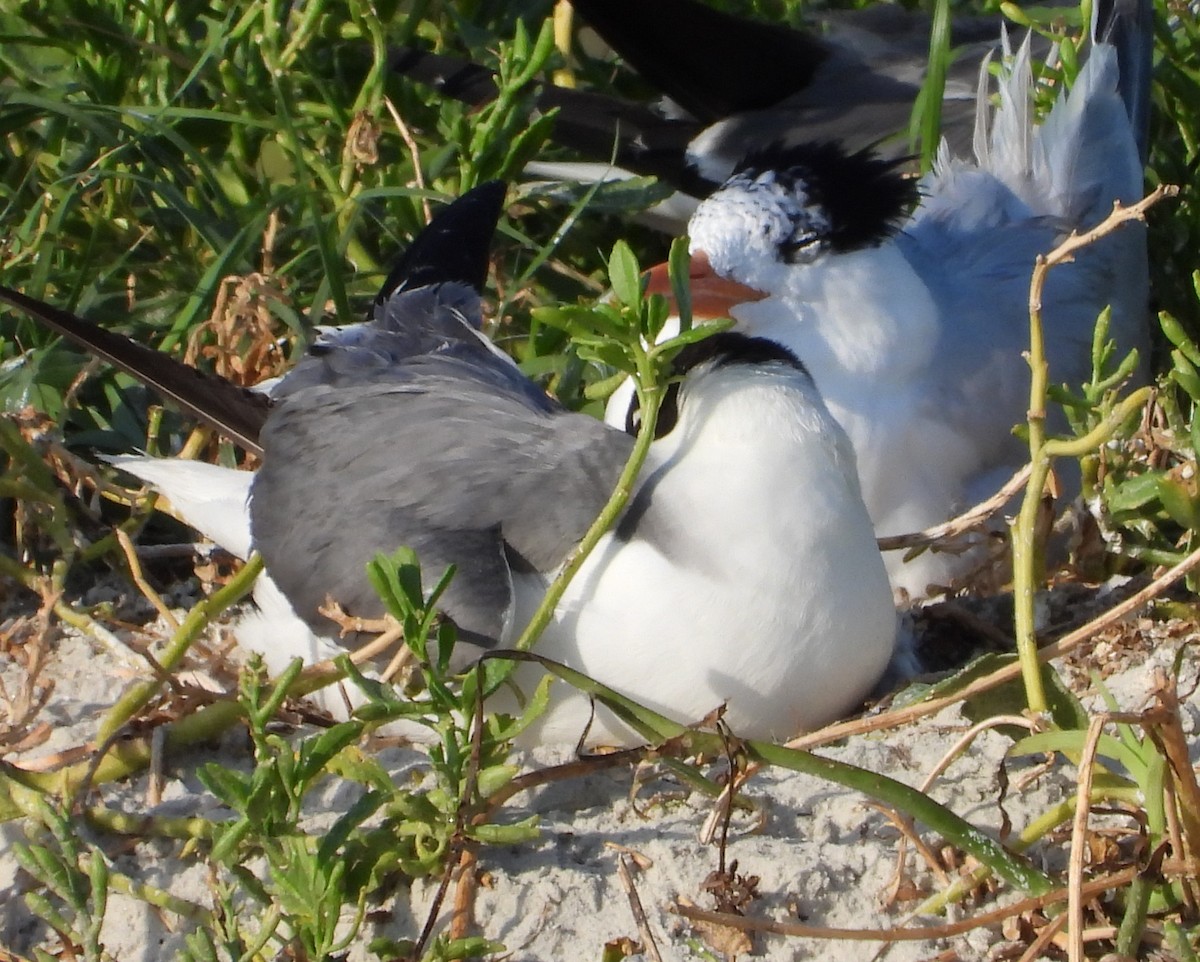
[618,854,663,962]
[1068,716,1107,962]
[877,464,1033,552]
[116,528,180,631]
[672,865,1145,942]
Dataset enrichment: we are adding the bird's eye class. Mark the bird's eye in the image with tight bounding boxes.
[780,231,823,264]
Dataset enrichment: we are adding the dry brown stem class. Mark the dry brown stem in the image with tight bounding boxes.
[1068,716,1106,962]
[618,854,663,962]
[877,464,1033,552]
[116,528,180,631]
[673,866,1142,942]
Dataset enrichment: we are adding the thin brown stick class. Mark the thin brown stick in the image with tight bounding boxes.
[618,854,664,962]
[449,846,478,942]
[7,743,93,773]
[417,666,491,956]
[1016,909,1069,962]
[787,541,1200,751]
[672,866,1140,942]
[297,621,404,678]
[116,528,180,630]
[484,747,650,812]
[379,644,415,685]
[316,598,400,638]
[1039,186,1178,273]
[877,464,1033,551]
[384,97,430,222]
[1161,774,1194,915]
[1147,672,1200,857]
[147,726,166,807]
[867,801,951,891]
[919,715,1037,793]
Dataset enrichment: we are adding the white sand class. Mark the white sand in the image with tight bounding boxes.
[1,583,1193,961]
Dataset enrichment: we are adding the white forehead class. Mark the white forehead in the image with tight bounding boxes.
[687,168,828,290]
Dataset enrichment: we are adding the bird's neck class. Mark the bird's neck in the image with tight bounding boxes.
[735,245,939,386]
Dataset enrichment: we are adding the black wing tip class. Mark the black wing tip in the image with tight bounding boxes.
[569,0,829,122]
[734,141,918,251]
[0,283,271,453]
[376,181,508,304]
[1093,0,1153,162]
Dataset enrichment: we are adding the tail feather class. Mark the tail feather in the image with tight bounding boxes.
[567,0,828,123]
[375,179,507,303]
[106,455,254,559]
[985,30,1035,183]
[0,285,270,454]
[967,0,1148,218]
[971,48,995,167]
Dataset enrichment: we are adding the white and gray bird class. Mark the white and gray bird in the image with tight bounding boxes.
[610,0,1153,600]
[0,181,897,747]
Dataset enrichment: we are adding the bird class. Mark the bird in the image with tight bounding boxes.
[0,181,898,747]
[606,0,1153,600]
[388,0,1040,228]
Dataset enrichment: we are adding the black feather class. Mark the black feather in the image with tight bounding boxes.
[0,183,513,453]
[734,142,917,252]
[569,0,829,124]
[375,180,507,304]
[0,285,271,454]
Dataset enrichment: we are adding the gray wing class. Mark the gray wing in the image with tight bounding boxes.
[896,20,1149,456]
[250,283,634,646]
[897,203,1147,466]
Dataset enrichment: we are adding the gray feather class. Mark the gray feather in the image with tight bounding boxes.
[250,283,633,644]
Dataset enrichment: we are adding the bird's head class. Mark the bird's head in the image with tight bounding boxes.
[655,142,917,315]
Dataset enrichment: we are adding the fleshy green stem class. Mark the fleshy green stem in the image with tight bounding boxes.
[96,555,264,744]
[511,355,663,653]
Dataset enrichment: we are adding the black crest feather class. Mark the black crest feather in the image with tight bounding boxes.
[375,180,507,304]
[735,142,917,252]
[624,333,808,438]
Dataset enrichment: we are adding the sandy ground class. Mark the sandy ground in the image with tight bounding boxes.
[0,572,1193,962]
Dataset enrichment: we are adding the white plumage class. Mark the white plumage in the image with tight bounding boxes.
[610,16,1150,599]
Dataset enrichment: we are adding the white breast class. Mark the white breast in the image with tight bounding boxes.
[521,362,897,745]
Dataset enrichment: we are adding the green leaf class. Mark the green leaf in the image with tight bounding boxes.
[1011,730,1147,778]
[1171,349,1200,400]
[317,790,387,865]
[1160,310,1200,361]
[1107,471,1171,514]
[667,235,693,331]
[657,318,733,353]
[475,764,519,798]
[209,817,255,864]
[1156,474,1200,530]
[467,814,541,845]
[962,659,1088,732]
[297,721,368,783]
[607,240,643,309]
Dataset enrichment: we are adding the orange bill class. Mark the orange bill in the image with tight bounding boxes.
[644,251,768,319]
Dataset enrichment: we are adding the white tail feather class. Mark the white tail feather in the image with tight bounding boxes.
[106,456,254,560]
